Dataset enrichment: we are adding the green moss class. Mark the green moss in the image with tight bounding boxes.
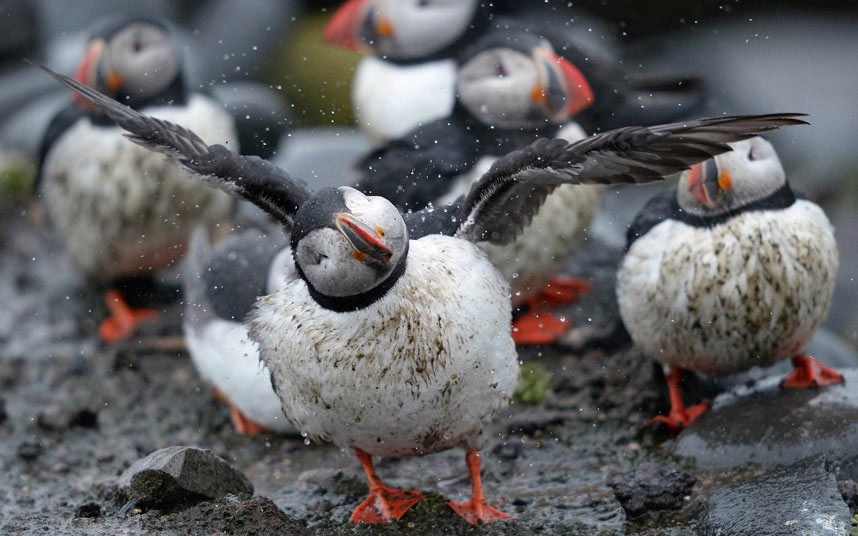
[850,513,857,536]
[514,362,553,405]
[266,12,360,127]
[0,151,36,207]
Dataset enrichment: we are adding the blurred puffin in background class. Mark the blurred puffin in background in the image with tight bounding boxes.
[37,17,238,343]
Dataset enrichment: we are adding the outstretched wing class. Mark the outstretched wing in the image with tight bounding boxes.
[447,113,807,245]
[38,64,312,229]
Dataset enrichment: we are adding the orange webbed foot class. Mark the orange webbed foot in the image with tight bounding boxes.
[447,450,515,526]
[350,448,424,524]
[781,354,844,389]
[646,366,710,432]
[448,498,514,526]
[645,400,711,432]
[99,289,159,343]
[350,484,425,524]
[512,311,569,345]
[532,276,591,308]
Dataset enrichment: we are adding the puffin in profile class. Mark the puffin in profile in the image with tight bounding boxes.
[37,17,238,343]
[183,225,297,436]
[325,0,707,143]
[617,136,843,431]
[42,62,804,525]
[355,30,598,345]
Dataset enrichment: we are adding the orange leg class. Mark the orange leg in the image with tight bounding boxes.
[781,354,844,389]
[511,277,591,346]
[99,289,159,343]
[350,449,424,524]
[645,366,711,432]
[212,388,272,436]
[447,450,514,526]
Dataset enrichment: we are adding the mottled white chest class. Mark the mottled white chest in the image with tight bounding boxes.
[437,120,599,303]
[352,57,457,145]
[250,235,519,457]
[617,200,838,375]
[41,95,238,279]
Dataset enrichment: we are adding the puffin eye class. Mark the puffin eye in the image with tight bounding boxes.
[494,61,507,78]
[133,33,145,53]
[417,0,431,7]
[747,148,757,161]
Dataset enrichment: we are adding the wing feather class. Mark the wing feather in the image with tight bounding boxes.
[454,113,808,244]
[38,64,312,229]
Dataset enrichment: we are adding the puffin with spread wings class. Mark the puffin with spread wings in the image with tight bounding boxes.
[40,64,805,526]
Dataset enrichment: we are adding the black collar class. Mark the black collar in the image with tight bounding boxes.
[670,182,797,229]
[295,241,410,313]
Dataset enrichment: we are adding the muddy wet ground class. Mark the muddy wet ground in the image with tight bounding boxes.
[1,205,857,535]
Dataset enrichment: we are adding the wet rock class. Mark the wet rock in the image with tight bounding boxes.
[675,368,858,470]
[138,495,309,535]
[0,396,7,425]
[16,441,42,461]
[694,457,851,536]
[74,502,102,519]
[115,446,253,511]
[610,465,696,518]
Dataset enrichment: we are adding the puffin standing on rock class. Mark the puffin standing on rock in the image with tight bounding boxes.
[617,136,843,431]
[42,62,804,525]
[37,17,238,343]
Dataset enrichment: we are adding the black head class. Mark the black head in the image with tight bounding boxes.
[456,29,594,129]
[73,16,184,110]
[677,137,789,218]
[291,187,409,310]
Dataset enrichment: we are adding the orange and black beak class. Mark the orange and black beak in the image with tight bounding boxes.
[532,47,594,122]
[325,0,390,52]
[335,213,392,264]
[688,158,732,207]
[72,38,123,107]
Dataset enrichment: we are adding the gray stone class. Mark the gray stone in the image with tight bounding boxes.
[694,457,851,536]
[610,465,696,518]
[115,446,253,510]
[675,368,858,470]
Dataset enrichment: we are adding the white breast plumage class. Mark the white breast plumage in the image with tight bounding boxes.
[352,57,457,145]
[41,95,237,279]
[250,235,518,457]
[617,200,838,375]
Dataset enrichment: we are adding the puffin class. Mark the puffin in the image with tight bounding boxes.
[183,225,297,436]
[617,136,843,431]
[41,61,804,525]
[355,30,599,345]
[37,17,238,343]
[325,0,707,144]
